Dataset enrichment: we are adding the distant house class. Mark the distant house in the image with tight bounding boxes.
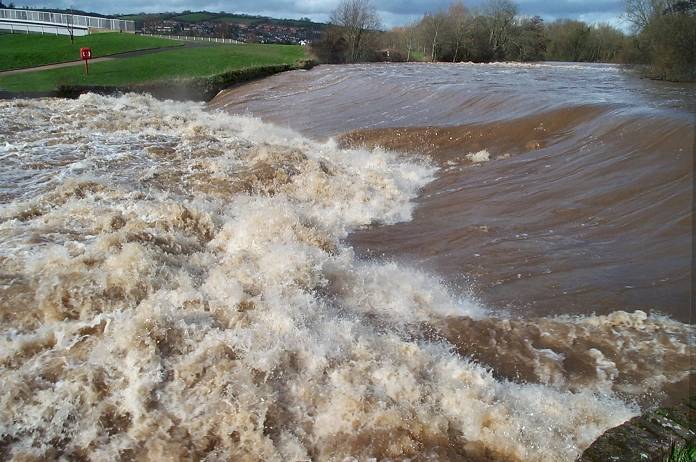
[136,12,324,45]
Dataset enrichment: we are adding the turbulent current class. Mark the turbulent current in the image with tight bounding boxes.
[0,63,694,461]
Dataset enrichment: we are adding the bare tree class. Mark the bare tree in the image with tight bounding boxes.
[66,5,75,43]
[624,0,696,80]
[622,0,687,30]
[389,21,421,61]
[421,11,448,61]
[484,0,517,59]
[330,0,381,62]
[624,0,656,29]
[403,21,420,61]
[448,2,469,62]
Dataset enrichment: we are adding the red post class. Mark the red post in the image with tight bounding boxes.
[80,48,92,76]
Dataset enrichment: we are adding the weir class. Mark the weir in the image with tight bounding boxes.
[0,61,693,461]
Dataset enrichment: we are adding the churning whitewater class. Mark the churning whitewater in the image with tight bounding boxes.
[0,94,692,461]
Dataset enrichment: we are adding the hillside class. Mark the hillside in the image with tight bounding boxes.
[117,10,326,44]
[0,6,326,45]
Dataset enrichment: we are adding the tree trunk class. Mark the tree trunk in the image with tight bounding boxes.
[430,30,439,61]
[348,28,363,63]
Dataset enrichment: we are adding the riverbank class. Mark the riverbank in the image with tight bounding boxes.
[580,398,696,461]
[0,59,315,101]
[0,37,309,98]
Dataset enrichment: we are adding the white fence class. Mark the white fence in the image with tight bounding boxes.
[0,8,135,36]
[140,33,242,45]
[0,22,89,36]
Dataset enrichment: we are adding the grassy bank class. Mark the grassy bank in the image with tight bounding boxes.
[0,43,306,93]
[0,33,181,71]
[56,60,315,101]
[0,42,311,101]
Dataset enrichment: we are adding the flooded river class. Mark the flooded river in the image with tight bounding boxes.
[0,62,693,461]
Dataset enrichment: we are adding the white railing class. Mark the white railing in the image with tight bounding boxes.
[0,8,135,32]
[140,33,242,45]
[0,21,89,36]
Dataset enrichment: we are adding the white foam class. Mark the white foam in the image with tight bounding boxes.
[0,93,679,461]
[466,149,491,163]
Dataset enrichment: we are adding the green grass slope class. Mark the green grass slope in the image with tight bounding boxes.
[0,33,181,71]
[0,43,305,92]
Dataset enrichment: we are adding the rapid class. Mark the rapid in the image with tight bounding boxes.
[0,62,693,461]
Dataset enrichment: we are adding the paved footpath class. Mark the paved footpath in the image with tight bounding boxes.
[0,42,211,76]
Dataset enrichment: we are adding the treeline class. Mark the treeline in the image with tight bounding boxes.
[544,20,627,62]
[312,0,695,81]
[624,0,695,80]
[385,2,550,63]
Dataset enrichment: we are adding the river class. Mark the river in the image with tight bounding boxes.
[0,62,693,461]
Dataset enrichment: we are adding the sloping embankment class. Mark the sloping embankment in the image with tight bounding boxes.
[0,59,316,102]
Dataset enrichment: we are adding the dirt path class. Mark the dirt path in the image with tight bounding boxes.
[0,42,211,76]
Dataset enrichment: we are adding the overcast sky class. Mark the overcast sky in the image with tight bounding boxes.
[12,0,629,29]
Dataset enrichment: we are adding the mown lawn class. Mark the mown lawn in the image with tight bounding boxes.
[0,33,181,71]
[0,43,306,92]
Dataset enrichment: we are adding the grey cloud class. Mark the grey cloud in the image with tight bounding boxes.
[516,0,624,16]
[15,0,625,26]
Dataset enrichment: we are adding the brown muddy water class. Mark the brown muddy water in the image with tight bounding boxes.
[212,62,695,322]
[0,62,693,461]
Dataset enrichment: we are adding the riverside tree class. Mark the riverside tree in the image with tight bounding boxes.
[394,0,629,64]
[507,16,547,61]
[420,10,449,61]
[328,0,381,63]
[624,0,664,29]
[310,0,693,81]
[624,0,696,80]
[448,2,469,62]
[485,0,518,60]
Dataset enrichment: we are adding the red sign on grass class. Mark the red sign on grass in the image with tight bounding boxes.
[80,48,92,75]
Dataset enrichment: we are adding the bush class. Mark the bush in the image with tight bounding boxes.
[311,27,349,63]
[642,13,696,81]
